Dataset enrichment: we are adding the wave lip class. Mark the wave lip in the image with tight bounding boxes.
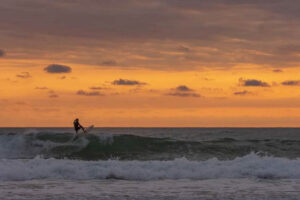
[1,153,300,181]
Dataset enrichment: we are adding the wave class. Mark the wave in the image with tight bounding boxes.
[1,132,300,160]
[0,153,300,181]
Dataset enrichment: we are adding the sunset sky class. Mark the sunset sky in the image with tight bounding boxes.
[1,0,300,127]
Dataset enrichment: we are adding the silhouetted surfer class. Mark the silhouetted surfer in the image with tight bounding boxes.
[73,118,85,134]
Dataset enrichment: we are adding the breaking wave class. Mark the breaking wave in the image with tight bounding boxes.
[1,131,300,160]
[0,153,300,181]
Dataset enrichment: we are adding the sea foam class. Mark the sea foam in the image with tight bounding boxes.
[0,153,300,181]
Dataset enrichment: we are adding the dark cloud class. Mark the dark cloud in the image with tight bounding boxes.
[76,90,103,96]
[273,69,283,73]
[35,86,48,90]
[175,85,193,92]
[2,0,289,41]
[166,85,200,97]
[0,49,4,57]
[239,78,270,87]
[44,64,72,73]
[234,90,252,96]
[101,60,118,66]
[112,79,146,86]
[3,0,300,70]
[281,80,300,86]
[16,72,31,79]
[276,44,300,55]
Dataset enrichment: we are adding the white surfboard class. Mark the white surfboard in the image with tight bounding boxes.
[72,125,94,141]
[77,125,94,134]
[84,125,94,133]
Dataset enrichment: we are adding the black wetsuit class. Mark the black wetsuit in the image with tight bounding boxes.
[73,120,83,133]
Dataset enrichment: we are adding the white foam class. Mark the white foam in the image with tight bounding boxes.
[0,133,89,159]
[0,153,300,181]
[94,133,114,144]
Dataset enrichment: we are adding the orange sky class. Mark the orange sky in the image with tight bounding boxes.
[1,0,300,127]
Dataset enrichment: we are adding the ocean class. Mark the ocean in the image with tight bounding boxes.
[0,128,300,200]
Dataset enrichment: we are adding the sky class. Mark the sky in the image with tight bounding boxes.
[1,0,300,127]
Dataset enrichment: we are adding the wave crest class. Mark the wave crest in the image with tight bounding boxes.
[1,153,300,181]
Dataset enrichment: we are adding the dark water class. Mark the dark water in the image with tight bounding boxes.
[1,128,300,200]
[1,128,300,160]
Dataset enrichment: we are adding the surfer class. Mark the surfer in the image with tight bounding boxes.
[73,118,85,133]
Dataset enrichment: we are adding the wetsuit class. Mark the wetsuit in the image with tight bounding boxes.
[73,120,84,133]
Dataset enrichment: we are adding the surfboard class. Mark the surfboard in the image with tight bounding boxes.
[72,125,94,141]
[77,125,94,134]
[84,125,94,133]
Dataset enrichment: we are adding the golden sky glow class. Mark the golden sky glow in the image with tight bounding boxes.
[1,0,300,127]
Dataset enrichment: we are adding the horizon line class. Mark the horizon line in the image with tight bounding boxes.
[1,126,300,128]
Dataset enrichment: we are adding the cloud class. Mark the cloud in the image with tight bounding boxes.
[112,79,146,86]
[49,94,59,98]
[175,85,193,92]
[16,72,31,79]
[233,90,252,96]
[273,69,283,73]
[276,44,300,55]
[35,86,48,90]
[44,64,72,73]
[101,60,118,66]
[76,90,103,96]
[0,49,4,57]
[3,0,300,70]
[34,87,58,97]
[166,85,201,97]
[48,90,59,98]
[89,87,104,90]
[177,45,191,53]
[239,78,270,87]
[281,80,300,86]
[166,92,201,97]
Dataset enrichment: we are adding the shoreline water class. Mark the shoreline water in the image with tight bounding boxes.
[1,179,299,200]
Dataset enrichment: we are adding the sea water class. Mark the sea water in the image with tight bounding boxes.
[0,128,300,200]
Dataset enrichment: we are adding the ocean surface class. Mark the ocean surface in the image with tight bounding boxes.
[1,128,300,200]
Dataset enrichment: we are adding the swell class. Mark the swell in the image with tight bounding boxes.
[1,132,300,160]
